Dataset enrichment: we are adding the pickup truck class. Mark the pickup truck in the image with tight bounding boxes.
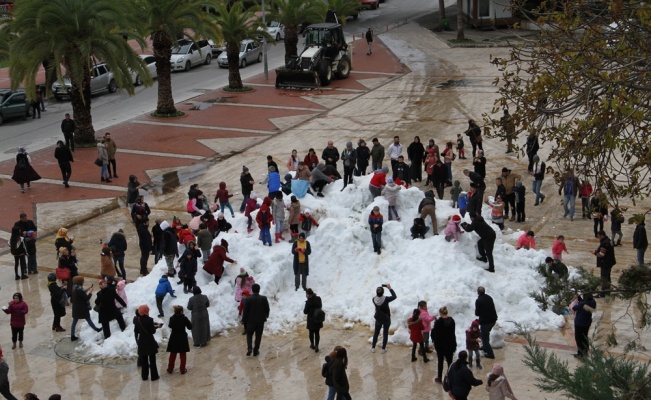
[170,39,213,72]
[52,62,117,101]
[0,90,30,125]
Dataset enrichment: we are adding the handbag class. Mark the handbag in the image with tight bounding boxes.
[94,158,103,167]
[55,267,70,281]
[137,316,160,349]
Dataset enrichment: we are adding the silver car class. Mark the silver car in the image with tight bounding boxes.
[52,62,116,101]
[217,40,262,68]
[132,54,158,86]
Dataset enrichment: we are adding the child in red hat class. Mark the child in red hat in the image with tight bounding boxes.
[444,215,464,242]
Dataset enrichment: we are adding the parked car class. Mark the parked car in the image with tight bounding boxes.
[258,21,285,41]
[217,40,262,68]
[170,39,213,72]
[361,0,379,9]
[0,89,30,125]
[209,39,226,57]
[51,62,117,101]
[132,54,157,86]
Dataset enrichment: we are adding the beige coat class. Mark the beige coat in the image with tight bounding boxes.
[288,202,301,225]
[100,254,116,277]
[485,376,517,400]
[105,139,117,160]
[294,167,312,181]
[503,172,521,195]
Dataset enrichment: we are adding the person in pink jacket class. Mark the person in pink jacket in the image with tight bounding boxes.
[115,279,128,311]
[234,268,255,302]
[3,292,28,349]
[417,300,436,353]
[516,231,536,250]
[444,215,464,242]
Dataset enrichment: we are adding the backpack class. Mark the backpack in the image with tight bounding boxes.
[313,308,325,323]
[565,177,574,195]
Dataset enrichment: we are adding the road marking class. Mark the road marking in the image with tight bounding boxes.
[0,175,126,191]
[118,149,205,160]
[132,120,276,135]
[206,102,323,112]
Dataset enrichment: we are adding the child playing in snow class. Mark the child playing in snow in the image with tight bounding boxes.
[238,289,250,334]
[487,195,506,230]
[410,217,428,239]
[514,181,526,223]
[288,196,301,243]
[214,181,235,218]
[456,134,465,159]
[115,279,127,312]
[154,274,176,318]
[244,193,259,233]
[466,320,482,369]
[418,300,436,353]
[458,192,468,217]
[444,215,463,242]
[369,206,384,255]
[552,235,568,261]
[234,268,255,302]
[517,231,536,250]
[424,149,437,187]
[299,209,319,238]
[272,192,286,243]
[256,197,274,246]
[177,224,195,249]
[381,178,402,221]
[196,223,213,262]
[178,242,201,293]
[450,181,462,208]
[407,309,429,363]
[216,213,233,235]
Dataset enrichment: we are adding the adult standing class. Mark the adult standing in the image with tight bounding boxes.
[239,166,255,213]
[474,286,498,359]
[161,221,179,277]
[417,190,438,236]
[14,213,36,235]
[465,119,483,158]
[304,149,319,171]
[242,283,270,356]
[530,154,546,206]
[500,168,521,222]
[579,179,593,219]
[97,140,111,183]
[126,175,142,212]
[107,229,127,279]
[590,189,608,238]
[47,273,67,332]
[448,350,483,400]
[11,147,41,193]
[135,305,161,381]
[463,169,486,197]
[525,132,539,173]
[558,169,578,221]
[292,233,311,291]
[340,142,356,190]
[633,216,648,265]
[387,136,402,176]
[30,90,41,119]
[322,141,340,170]
[152,219,164,264]
[187,286,211,347]
[354,139,370,176]
[9,226,27,280]
[104,132,118,179]
[53,141,73,188]
[303,288,323,352]
[70,276,102,341]
[95,279,126,339]
[166,305,192,374]
[572,293,596,358]
[136,218,152,276]
[472,149,487,179]
[99,247,116,279]
[365,27,373,55]
[0,348,18,400]
[407,136,425,183]
[370,284,396,353]
[370,138,385,171]
[203,239,236,285]
[432,306,456,384]
[331,347,352,400]
[60,113,75,152]
[287,149,299,172]
[393,156,411,187]
[594,230,616,297]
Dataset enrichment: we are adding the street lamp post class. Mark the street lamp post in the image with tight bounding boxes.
[262,0,268,80]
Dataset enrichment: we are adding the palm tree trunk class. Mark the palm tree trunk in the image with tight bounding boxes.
[284,25,300,66]
[227,42,242,89]
[439,0,446,21]
[65,60,95,144]
[457,0,465,40]
[152,31,177,115]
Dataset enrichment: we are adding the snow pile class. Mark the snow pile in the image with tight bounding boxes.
[74,173,564,358]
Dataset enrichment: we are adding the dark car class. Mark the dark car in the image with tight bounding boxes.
[0,89,30,125]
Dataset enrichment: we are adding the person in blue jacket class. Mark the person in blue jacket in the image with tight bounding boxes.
[572,293,596,358]
[155,274,176,318]
[260,166,281,198]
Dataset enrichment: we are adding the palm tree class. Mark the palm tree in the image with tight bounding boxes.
[8,0,149,144]
[130,0,218,115]
[456,0,465,40]
[270,0,324,65]
[211,2,270,89]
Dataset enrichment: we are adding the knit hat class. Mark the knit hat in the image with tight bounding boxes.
[238,268,247,277]
[221,239,229,248]
[47,273,57,282]
[452,215,461,222]
[471,319,479,328]
[533,154,540,162]
[387,177,394,183]
[160,221,170,231]
[346,141,352,148]
[304,208,311,214]
[381,166,389,173]
[243,166,249,172]
[137,304,150,316]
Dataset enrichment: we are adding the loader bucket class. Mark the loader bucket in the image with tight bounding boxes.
[275,68,321,89]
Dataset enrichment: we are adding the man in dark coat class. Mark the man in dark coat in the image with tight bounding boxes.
[61,113,76,152]
[54,140,74,188]
[107,229,128,279]
[137,218,152,276]
[472,149,486,179]
[393,155,411,186]
[494,178,507,201]
[461,214,496,272]
[465,119,483,158]
[594,230,616,297]
[14,213,36,235]
[463,169,486,197]
[634,217,648,265]
[448,351,483,400]
[242,284,270,357]
[292,233,312,291]
[152,219,164,264]
[303,288,323,352]
[95,279,126,339]
[321,141,340,170]
[474,286,498,359]
[161,221,178,276]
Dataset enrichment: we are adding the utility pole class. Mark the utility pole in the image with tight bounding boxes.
[262,0,268,80]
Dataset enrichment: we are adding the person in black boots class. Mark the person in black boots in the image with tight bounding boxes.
[433,306,456,383]
[594,230,616,297]
[47,273,67,332]
[448,350,483,400]
[303,288,323,353]
[371,284,397,353]
[60,113,75,152]
[135,305,161,381]
[461,213,497,272]
[407,136,425,182]
[137,218,152,276]
[53,141,73,188]
[242,284,270,357]
[572,293,596,358]
[95,278,126,339]
[474,286,498,359]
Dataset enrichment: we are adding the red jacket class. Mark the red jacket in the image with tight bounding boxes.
[408,317,423,343]
[203,245,234,277]
[215,182,233,203]
[4,300,28,328]
[256,204,274,228]
[177,228,195,245]
[369,172,386,188]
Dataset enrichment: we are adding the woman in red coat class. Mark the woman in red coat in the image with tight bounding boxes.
[3,293,28,349]
[407,308,428,363]
[203,239,236,285]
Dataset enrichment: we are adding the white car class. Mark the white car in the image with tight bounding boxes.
[260,21,285,41]
[170,39,213,72]
[217,40,262,68]
[132,54,157,86]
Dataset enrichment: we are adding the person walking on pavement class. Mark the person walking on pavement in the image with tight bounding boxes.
[594,230,616,297]
[30,90,41,119]
[433,306,456,383]
[530,154,546,206]
[370,138,385,171]
[559,169,578,221]
[187,286,210,347]
[135,304,161,381]
[572,292,596,358]
[387,136,402,176]
[166,305,192,374]
[104,132,118,179]
[474,286,498,359]
[365,27,373,55]
[371,284,396,353]
[11,147,41,193]
[633,215,648,265]
[322,141,340,171]
[0,348,18,400]
[448,350,483,400]
[54,140,73,188]
[242,283,270,357]
[303,288,323,352]
[61,113,76,152]
[97,140,111,183]
[525,132,540,173]
[500,168,521,222]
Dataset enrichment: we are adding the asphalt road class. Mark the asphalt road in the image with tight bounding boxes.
[0,0,447,162]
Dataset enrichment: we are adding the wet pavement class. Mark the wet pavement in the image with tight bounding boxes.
[0,21,648,399]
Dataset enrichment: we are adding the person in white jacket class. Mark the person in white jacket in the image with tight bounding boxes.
[485,364,517,400]
[381,178,402,221]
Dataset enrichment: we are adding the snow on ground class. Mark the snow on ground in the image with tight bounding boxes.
[75,173,564,358]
